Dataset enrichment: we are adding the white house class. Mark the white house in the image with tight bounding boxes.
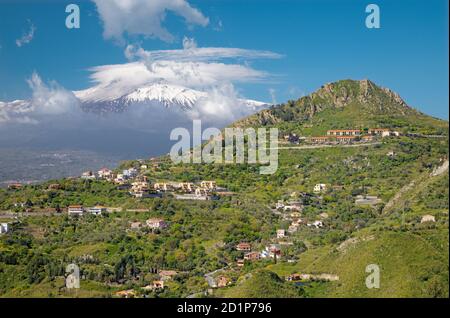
[123,168,138,179]
[146,218,168,229]
[0,223,9,234]
[314,184,327,193]
[200,181,217,190]
[421,215,436,223]
[81,171,96,180]
[68,205,84,216]
[97,168,112,179]
[277,229,286,239]
[311,220,324,228]
[86,206,106,215]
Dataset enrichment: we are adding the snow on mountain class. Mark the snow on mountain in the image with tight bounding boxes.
[1,83,269,118]
[75,83,269,114]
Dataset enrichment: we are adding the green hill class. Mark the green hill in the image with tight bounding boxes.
[217,270,302,298]
[0,79,448,298]
[234,79,448,137]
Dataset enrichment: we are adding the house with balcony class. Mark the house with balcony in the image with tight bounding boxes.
[68,205,84,216]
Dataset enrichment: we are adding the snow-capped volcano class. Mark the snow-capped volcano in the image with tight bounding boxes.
[74,83,269,114]
[1,82,269,120]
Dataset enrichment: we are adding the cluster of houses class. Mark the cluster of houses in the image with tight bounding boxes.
[80,166,226,201]
[82,167,140,183]
[235,241,283,267]
[292,128,401,145]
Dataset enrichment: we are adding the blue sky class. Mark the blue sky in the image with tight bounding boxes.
[0,0,448,119]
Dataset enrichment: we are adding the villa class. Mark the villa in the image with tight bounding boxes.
[86,206,106,215]
[421,215,436,223]
[314,183,327,193]
[327,129,361,136]
[159,270,178,281]
[277,229,286,239]
[216,276,230,288]
[178,182,194,193]
[81,171,96,180]
[244,252,261,261]
[7,183,22,190]
[236,242,252,251]
[68,205,84,216]
[97,168,113,179]
[200,181,217,190]
[146,218,167,229]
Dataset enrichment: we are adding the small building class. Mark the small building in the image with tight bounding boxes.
[97,168,113,179]
[361,135,374,142]
[146,218,167,229]
[336,136,357,143]
[86,206,106,215]
[244,252,261,261]
[216,276,230,288]
[261,244,281,258]
[421,215,436,223]
[114,174,125,184]
[115,289,135,298]
[7,183,22,190]
[286,273,302,282]
[178,182,194,193]
[236,242,251,251]
[154,183,171,192]
[195,188,209,197]
[314,183,327,193]
[68,205,84,216]
[355,195,382,206]
[159,270,178,281]
[307,220,324,228]
[123,168,138,179]
[327,129,361,136]
[152,280,164,290]
[48,183,61,190]
[81,171,96,180]
[200,181,217,190]
[236,259,245,267]
[130,221,142,229]
[309,136,330,144]
[277,229,286,239]
[368,128,399,137]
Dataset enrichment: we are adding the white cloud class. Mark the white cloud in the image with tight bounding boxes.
[16,20,36,47]
[27,72,80,116]
[0,73,80,125]
[124,40,282,62]
[77,40,280,122]
[188,83,260,124]
[92,0,209,43]
[269,88,277,104]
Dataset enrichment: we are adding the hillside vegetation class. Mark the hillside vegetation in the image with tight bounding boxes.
[0,79,448,298]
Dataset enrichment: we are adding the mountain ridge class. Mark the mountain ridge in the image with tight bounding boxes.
[233,79,442,130]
